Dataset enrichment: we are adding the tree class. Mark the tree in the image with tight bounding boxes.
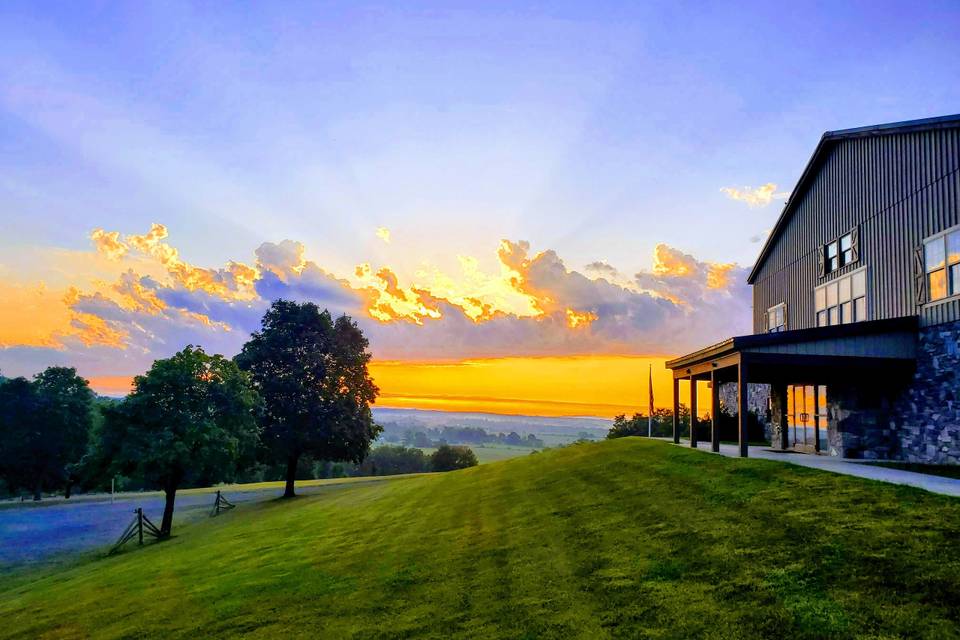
[430,445,478,472]
[357,445,429,476]
[34,367,96,499]
[103,346,260,535]
[0,368,94,500]
[236,300,380,498]
[606,413,646,439]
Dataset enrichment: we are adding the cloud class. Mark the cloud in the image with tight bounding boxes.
[720,183,789,208]
[584,261,619,279]
[90,229,129,261]
[376,227,391,244]
[0,224,753,378]
[749,229,771,243]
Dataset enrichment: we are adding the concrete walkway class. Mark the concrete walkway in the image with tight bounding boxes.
[667,438,960,498]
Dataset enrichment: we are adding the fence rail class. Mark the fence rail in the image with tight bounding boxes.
[110,508,163,554]
[210,490,236,517]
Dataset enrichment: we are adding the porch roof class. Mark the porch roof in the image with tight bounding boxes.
[665,316,918,381]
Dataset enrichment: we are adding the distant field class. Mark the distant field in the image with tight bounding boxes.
[417,443,540,463]
[2,439,960,638]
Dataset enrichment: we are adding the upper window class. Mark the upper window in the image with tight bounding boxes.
[825,232,854,274]
[924,228,960,302]
[815,269,866,327]
[767,303,786,333]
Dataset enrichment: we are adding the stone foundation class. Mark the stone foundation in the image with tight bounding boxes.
[826,383,898,459]
[890,320,960,464]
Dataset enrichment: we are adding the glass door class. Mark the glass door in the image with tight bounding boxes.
[787,385,827,453]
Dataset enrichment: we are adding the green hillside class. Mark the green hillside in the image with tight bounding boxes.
[3,439,960,639]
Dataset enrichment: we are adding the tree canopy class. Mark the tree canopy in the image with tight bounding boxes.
[236,300,380,497]
[0,367,94,500]
[430,445,479,472]
[102,346,260,535]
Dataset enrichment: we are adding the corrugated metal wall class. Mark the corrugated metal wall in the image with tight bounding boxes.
[752,127,960,334]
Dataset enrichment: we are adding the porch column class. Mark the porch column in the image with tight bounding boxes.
[772,383,788,450]
[737,358,749,458]
[813,384,822,453]
[710,370,720,452]
[672,377,680,444]
[689,377,698,448]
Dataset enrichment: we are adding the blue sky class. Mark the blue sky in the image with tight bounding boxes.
[1,1,959,394]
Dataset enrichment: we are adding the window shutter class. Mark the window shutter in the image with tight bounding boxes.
[914,246,926,305]
[850,226,859,263]
[817,245,826,277]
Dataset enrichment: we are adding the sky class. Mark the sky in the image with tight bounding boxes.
[1,1,959,416]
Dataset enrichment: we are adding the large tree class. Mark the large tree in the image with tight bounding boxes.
[103,346,260,535]
[236,300,380,498]
[0,368,94,500]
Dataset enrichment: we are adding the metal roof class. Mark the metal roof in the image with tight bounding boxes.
[664,316,918,370]
[746,113,960,284]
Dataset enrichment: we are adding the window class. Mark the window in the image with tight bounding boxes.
[840,233,853,265]
[767,304,786,333]
[826,241,839,273]
[815,269,867,326]
[823,231,856,275]
[924,228,960,302]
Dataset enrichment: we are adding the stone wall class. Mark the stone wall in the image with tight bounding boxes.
[890,320,960,464]
[826,383,899,459]
[718,382,772,441]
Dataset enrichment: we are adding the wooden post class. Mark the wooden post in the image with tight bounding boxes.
[137,508,144,546]
[672,377,680,444]
[773,383,789,450]
[737,359,749,458]
[813,384,821,453]
[711,371,720,452]
[689,377,698,448]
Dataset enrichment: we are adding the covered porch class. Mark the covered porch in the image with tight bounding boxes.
[664,317,918,458]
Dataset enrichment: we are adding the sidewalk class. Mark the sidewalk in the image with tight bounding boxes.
[665,438,960,498]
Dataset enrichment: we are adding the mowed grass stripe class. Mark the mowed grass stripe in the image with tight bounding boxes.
[2,439,960,639]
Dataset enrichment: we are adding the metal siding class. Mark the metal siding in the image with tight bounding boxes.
[752,128,960,334]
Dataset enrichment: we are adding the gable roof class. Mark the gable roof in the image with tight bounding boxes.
[746,113,960,284]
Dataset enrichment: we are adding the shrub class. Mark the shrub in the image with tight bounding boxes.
[430,445,478,472]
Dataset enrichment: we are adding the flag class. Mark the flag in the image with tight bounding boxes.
[648,364,654,437]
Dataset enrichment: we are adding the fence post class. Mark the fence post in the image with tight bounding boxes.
[137,508,144,546]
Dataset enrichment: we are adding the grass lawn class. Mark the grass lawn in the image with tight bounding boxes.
[418,443,540,464]
[2,438,960,639]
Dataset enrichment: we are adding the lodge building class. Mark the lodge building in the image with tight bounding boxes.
[666,114,960,463]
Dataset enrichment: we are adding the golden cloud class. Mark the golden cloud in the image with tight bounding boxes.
[90,229,129,261]
[720,183,789,208]
[1,224,752,379]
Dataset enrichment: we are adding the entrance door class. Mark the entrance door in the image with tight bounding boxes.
[787,385,828,453]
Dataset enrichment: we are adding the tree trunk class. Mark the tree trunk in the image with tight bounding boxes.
[64,479,73,500]
[33,480,42,502]
[160,486,177,536]
[284,454,299,498]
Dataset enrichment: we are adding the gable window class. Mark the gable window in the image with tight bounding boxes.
[819,228,858,277]
[815,269,866,327]
[924,227,960,302]
[826,241,839,273]
[767,303,786,333]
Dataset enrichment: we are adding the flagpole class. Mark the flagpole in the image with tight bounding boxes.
[647,364,653,438]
